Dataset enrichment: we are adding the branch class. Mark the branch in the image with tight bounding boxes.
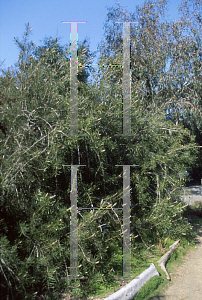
[167,145,202,155]
[157,239,180,280]
[78,243,99,264]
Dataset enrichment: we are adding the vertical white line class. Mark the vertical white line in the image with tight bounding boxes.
[70,165,78,279]
[122,23,131,136]
[70,23,78,136]
[61,21,86,136]
[122,165,131,278]
[62,164,85,280]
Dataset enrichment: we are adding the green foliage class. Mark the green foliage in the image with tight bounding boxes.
[0,235,20,299]
[134,275,164,300]
[0,1,202,298]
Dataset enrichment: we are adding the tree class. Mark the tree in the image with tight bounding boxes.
[0,7,199,299]
[97,0,202,180]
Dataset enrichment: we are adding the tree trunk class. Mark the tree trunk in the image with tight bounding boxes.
[157,239,181,280]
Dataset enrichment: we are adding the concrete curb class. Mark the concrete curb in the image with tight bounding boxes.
[102,263,159,300]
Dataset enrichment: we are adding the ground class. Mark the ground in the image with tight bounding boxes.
[149,221,202,300]
[148,185,202,299]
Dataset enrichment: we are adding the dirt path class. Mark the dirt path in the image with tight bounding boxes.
[149,185,202,300]
[149,224,202,300]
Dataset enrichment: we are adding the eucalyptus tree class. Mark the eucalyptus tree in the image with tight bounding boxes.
[95,0,202,179]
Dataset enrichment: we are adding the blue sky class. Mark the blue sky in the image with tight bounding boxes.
[0,0,185,73]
